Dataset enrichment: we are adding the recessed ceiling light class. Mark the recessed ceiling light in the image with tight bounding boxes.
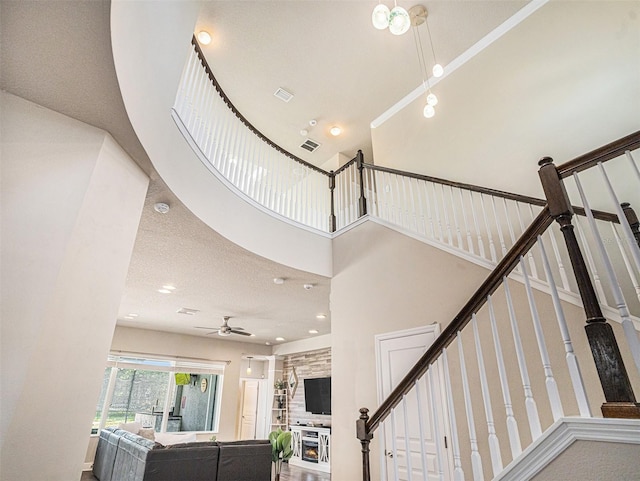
[265,342,271,346]
[303,284,313,290]
[316,314,326,319]
[300,129,309,136]
[177,307,199,315]
[197,30,212,45]
[309,329,319,334]
[158,289,172,294]
[309,119,317,127]
[275,337,285,342]
[124,316,135,320]
[128,313,139,317]
[330,126,342,136]
[154,202,170,214]
[162,285,176,290]
[273,277,285,285]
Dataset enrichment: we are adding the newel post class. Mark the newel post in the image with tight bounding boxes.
[356,408,373,481]
[621,202,640,248]
[329,171,336,233]
[356,150,368,217]
[538,157,639,418]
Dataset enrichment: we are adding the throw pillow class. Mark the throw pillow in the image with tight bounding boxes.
[138,428,155,441]
[154,432,197,446]
[117,421,142,434]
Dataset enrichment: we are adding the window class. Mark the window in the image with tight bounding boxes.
[92,355,225,434]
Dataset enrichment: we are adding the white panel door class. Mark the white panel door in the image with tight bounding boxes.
[376,325,452,481]
[240,380,259,439]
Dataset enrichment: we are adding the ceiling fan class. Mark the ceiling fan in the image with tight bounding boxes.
[195,316,253,337]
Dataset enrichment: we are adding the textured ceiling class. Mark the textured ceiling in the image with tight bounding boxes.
[1,0,541,346]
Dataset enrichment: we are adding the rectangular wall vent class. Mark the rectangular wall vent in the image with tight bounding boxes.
[300,139,321,153]
[177,307,200,315]
[274,87,294,103]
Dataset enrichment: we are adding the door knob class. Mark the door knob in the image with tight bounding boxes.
[386,450,394,458]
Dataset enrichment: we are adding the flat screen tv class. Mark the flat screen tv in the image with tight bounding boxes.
[304,377,331,415]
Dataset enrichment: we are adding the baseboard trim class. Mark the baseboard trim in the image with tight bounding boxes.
[495,417,640,481]
[82,462,93,472]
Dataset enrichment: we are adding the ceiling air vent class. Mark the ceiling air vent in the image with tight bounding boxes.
[273,87,294,103]
[300,138,321,153]
[177,307,200,315]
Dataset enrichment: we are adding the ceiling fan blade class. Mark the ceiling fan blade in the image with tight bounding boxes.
[229,329,252,336]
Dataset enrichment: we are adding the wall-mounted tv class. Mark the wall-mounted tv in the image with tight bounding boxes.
[304,377,331,415]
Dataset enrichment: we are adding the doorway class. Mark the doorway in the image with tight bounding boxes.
[375,324,452,481]
[240,379,260,439]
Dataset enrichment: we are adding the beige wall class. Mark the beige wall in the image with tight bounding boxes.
[371,2,640,199]
[110,326,272,441]
[330,221,491,481]
[1,92,149,480]
[329,219,640,480]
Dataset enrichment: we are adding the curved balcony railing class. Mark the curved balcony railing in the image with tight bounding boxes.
[173,38,334,232]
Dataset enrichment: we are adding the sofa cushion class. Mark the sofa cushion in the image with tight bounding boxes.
[144,442,219,481]
[93,428,122,481]
[216,440,271,481]
[111,432,157,481]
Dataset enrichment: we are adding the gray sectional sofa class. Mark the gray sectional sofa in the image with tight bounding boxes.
[93,428,272,481]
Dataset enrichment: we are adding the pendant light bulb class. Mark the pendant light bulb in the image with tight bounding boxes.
[372,3,391,30]
[423,104,436,118]
[426,92,438,106]
[432,63,444,78]
[388,5,410,35]
[246,357,252,375]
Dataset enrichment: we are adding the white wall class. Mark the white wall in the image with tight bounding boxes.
[0,92,149,480]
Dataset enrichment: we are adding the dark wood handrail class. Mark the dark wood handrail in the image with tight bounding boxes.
[333,156,359,176]
[191,37,330,176]
[363,163,618,224]
[366,207,553,433]
[556,130,640,178]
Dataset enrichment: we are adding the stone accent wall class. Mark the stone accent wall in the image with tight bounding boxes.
[282,347,331,426]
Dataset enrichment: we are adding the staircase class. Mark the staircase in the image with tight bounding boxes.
[171,40,640,479]
[356,134,640,481]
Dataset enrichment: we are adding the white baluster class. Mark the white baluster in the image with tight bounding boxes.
[503,277,542,440]
[547,227,571,291]
[408,177,418,233]
[450,187,464,249]
[457,333,484,481]
[574,172,640,374]
[491,196,508,259]
[516,202,539,279]
[395,174,404,228]
[519,257,564,421]
[415,377,430,481]
[488,295,522,458]
[402,395,414,481]
[611,222,640,303]
[538,237,592,417]
[415,178,427,237]
[469,191,486,259]
[428,368,446,481]
[440,184,454,245]
[627,150,640,183]
[598,162,640,275]
[480,194,498,262]
[503,199,517,251]
[424,181,436,239]
[432,183,445,243]
[459,188,475,255]
[574,216,608,305]
[472,315,503,476]
[400,176,410,229]
[441,349,465,481]
[390,409,401,481]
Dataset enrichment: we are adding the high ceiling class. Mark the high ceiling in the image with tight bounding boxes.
[3,0,577,347]
[195,1,528,168]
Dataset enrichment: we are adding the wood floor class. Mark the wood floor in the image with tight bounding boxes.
[81,462,330,480]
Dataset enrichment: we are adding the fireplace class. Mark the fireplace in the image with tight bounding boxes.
[302,438,319,463]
